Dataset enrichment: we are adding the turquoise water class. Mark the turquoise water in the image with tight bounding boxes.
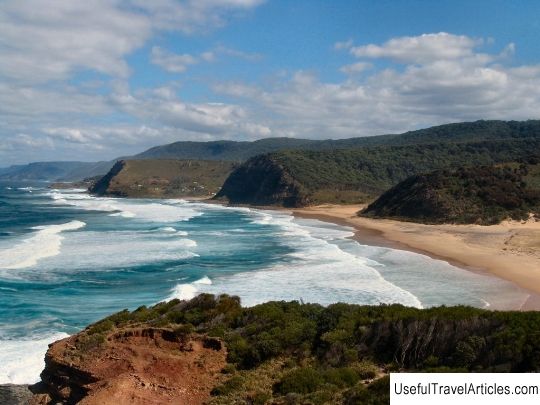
[0,183,529,383]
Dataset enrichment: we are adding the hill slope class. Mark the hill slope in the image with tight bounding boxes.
[0,161,112,182]
[90,159,236,198]
[134,120,540,161]
[4,120,540,181]
[361,160,540,225]
[29,294,540,404]
[215,139,540,207]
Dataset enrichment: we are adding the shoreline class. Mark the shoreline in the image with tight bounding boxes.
[58,191,540,311]
[289,204,540,311]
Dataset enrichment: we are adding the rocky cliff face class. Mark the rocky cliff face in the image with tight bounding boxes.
[89,159,235,198]
[30,327,226,404]
[0,385,33,405]
[88,160,125,196]
[214,154,309,207]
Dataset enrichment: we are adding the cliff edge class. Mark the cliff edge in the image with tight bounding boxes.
[90,159,235,198]
[30,326,226,404]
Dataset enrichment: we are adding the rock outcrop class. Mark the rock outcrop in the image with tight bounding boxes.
[0,385,34,405]
[30,327,226,405]
[213,154,309,207]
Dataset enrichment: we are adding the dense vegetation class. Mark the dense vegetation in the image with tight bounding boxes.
[3,120,540,182]
[135,120,540,161]
[90,159,236,198]
[362,159,540,224]
[78,294,540,404]
[216,138,540,207]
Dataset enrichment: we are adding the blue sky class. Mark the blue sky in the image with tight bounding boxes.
[1,0,540,165]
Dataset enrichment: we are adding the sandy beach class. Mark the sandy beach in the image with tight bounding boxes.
[291,204,540,310]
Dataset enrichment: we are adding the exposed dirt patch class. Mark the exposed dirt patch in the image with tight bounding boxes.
[31,328,227,405]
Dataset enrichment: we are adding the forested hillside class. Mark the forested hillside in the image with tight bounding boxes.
[34,294,540,404]
[215,138,540,207]
[133,120,540,160]
[3,120,540,181]
[361,159,540,224]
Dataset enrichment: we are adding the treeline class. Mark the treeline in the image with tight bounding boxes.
[79,294,540,404]
[136,120,540,161]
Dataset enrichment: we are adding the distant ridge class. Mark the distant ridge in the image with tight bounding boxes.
[215,138,540,207]
[2,120,540,181]
[0,161,111,182]
[89,159,236,198]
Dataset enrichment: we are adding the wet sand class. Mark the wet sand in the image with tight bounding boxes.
[291,204,540,311]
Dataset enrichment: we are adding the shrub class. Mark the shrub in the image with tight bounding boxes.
[322,367,360,388]
[210,375,245,396]
[77,333,106,352]
[87,319,114,335]
[274,367,324,395]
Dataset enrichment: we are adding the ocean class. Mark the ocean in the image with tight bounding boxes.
[0,183,529,384]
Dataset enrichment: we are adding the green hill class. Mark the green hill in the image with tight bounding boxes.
[133,119,540,161]
[4,120,540,181]
[90,159,236,198]
[215,138,540,207]
[41,294,540,404]
[361,159,540,225]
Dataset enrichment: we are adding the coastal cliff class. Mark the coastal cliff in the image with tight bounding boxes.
[214,154,309,207]
[31,325,226,404]
[215,139,540,207]
[90,159,235,198]
[28,294,540,404]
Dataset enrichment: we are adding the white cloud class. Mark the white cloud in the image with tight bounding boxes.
[150,44,261,74]
[131,0,266,33]
[0,0,267,164]
[349,32,482,64]
[0,0,150,82]
[150,47,198,73]
[110,83,271,138]
[340,62,372,75]
[334,39,354,50]
[0,0,265,83]
[213,45,263,62]
[216,34,540,138]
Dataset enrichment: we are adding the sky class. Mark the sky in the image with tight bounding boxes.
[1,0,540,165]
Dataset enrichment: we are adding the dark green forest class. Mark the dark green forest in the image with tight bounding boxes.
[362,159,540,224]
[136,120,540,161]
[216,138,540,206]
[78,294,540,404]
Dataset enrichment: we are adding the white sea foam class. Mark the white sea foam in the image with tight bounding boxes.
[168,276,212,301]
[160,227,177,233]
[166,209,423,308]
[169,283,198,300]
[17,187,39,191]
[0,332,69,384]
[28,231,200,272]
[109,211,136,218]
[0,221,86,270]
[46,190,202,223]
[194,276,212,285]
